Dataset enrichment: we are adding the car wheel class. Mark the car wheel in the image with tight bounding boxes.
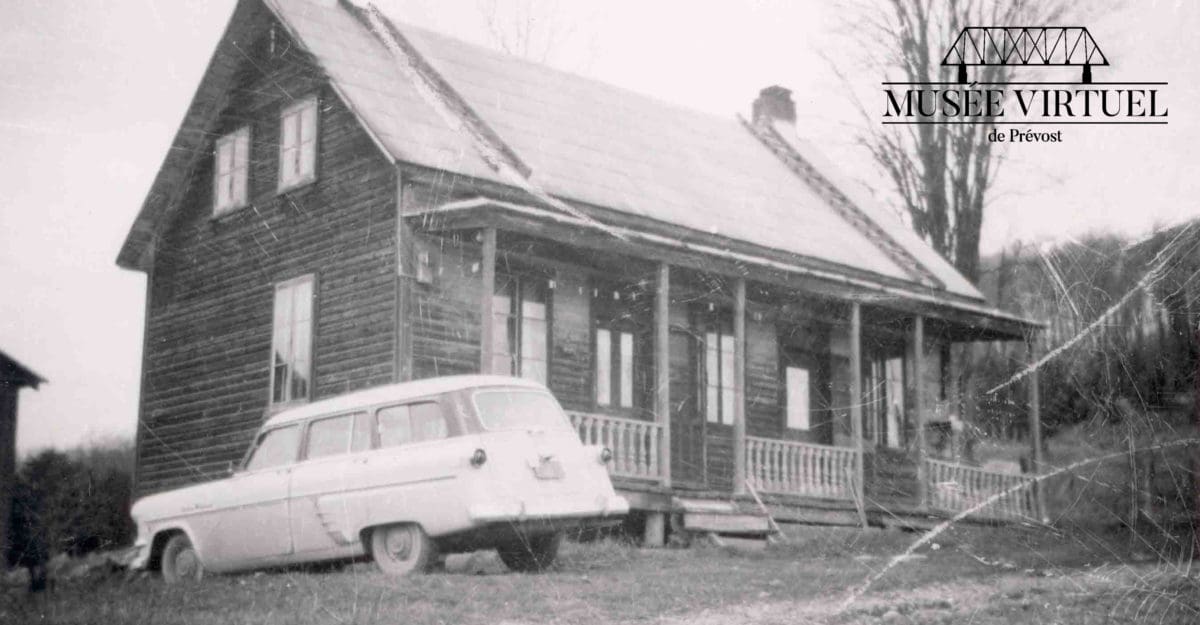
[497,532,562,573]
[160,534,204,584]
[370,523,436,576]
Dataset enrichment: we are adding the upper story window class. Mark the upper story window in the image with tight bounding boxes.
[278,96,318,191]
[492,275,548,384]
[213,126,250,215]
[271,275,314,406]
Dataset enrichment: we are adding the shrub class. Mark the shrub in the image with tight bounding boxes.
[5,439,135,570]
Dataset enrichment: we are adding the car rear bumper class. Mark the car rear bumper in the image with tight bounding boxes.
[467,494,629,525]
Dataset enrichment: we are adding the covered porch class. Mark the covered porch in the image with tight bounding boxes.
[404,194,1045,531]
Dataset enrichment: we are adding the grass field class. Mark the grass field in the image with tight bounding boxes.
[3,524,1196,624]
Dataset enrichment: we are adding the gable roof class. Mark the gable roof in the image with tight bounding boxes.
[118,0,988,308]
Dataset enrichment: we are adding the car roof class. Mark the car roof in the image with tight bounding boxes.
[262,375,548,429]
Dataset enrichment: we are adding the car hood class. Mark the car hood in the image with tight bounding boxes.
[130,478,226,522]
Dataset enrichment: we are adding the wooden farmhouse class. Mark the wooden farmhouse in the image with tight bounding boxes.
[118,0,1046,538]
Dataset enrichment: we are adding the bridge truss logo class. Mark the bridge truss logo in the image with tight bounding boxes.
[943,27,1108,84]
[883,26,1167,141]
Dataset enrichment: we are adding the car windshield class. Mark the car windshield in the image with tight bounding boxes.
[473,390,571,432]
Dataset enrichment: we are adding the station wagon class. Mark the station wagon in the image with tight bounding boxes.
[130,376,629,581]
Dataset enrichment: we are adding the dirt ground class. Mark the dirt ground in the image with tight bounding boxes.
[2,524,1196,624]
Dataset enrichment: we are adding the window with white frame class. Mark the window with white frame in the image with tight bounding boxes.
[704,330,736,424]
[785,366,811,430]
[213,126,249,214]
[595,328,635,408]
[492,275,548,384]
[271,275,314,405]
[278,96,317,191]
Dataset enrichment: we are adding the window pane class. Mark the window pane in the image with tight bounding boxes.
[595,329,611,406]
[246,426,299,471]
[520,315,547,383]
[299,135,315,179]
[474,390,570,431]
[272,278,313,404]
[217,138,233,174]
[351,412,372,452]
[705,332,719,423]
[619,332,634,408]
[272,362,288,404]
[785,367,811,430]
[306,415,352,460]
[492,292,512,372]
[377,405,412,448]
[721,335,735,424]
[409,402,448,443]
[300,101,317,144]
[272,286,293,402]
[299,103,317,178]
[281,111,298,150]
[230,166,246,207]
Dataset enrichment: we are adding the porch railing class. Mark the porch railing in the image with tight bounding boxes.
[567,412,663,482]
[925,458,1037,521]
[745,436,859,500]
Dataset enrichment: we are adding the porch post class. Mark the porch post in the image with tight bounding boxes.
[733,278,747,495]
[655,262,672,488]
[479,227,497,374]
[1028,331,1047,521]
[913,315,928,508]
[850,302,865,508]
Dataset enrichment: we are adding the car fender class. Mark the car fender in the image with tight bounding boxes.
[147,521,205,565]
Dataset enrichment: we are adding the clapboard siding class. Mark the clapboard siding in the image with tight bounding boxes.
[136,24,398,497]
[410,235,483,379]
[549,268,591,411]
[746,318,781,439]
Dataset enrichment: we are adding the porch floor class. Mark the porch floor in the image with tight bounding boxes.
[611,477,1008,532]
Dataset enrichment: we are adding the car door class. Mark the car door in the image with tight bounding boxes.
[351,399,472,536]
[289,412,372,555]
[197,424,297,568]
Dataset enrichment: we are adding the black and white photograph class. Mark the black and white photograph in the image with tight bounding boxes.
[2,0,1198,623]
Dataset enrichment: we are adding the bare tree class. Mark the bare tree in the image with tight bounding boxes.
[849,0,1077,284]
[476,0,577,64]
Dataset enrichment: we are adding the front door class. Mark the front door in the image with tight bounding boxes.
[669,329,705,486]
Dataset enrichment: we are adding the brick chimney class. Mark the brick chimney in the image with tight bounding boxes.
[752,85,796,128]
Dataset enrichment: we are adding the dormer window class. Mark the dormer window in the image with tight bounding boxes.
[213,126,249,215]
[278,96,318,191]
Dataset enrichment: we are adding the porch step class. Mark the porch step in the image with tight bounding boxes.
[673,497,773,537]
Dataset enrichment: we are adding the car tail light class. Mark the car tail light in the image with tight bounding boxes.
[470,448,488,467]
[599,447,613,464]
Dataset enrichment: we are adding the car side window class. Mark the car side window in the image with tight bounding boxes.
[377,402,449,448]
[245,425,300,471]
[305,412,371,460]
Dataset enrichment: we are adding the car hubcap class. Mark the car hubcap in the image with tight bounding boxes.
[176,549,199,579]
[384,527,414,561]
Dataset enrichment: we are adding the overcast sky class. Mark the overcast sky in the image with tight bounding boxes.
[2,0,1197,454]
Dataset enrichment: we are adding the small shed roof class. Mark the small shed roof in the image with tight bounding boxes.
[0,350,45,390]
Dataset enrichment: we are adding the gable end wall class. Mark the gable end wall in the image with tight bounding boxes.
[136,24,398,496]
